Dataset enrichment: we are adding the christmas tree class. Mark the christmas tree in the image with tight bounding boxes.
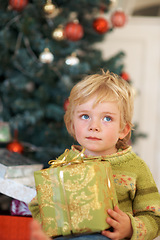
[0,0,128,165]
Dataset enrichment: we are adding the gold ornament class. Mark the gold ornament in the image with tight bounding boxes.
[52,25,65,41]
[39,48,54,64]
[44,0,55,14]
[44,0,60,18]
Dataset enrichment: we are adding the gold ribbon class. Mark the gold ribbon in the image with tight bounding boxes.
[48,148,85,168]
[105,166,117,208]
[59,169,72,234]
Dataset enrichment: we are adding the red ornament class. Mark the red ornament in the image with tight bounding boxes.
[93,17,109,34]
[63,99,69,111]
[111,10,127,27]
[121,72,130,81]
[9,0,28,11]
[7,140,24,154]
[64,22,84,41]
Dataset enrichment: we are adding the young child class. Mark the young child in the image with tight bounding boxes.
[29,70,160,240]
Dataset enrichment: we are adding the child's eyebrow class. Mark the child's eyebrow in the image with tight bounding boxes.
[76,110,117,115]
[103,111,117,115]
[76,110,89,113]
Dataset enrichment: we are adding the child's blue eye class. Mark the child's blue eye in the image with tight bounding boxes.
[81,114,89,120]
[104,116,111,122]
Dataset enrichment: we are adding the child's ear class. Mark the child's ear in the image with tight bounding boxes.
[119,123,130,139]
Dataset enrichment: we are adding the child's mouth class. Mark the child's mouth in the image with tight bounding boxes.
[86,136,101,141]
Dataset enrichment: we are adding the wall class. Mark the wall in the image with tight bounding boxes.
[96,17,160,190]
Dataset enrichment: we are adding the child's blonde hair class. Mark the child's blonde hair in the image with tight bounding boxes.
[64,70,135,150]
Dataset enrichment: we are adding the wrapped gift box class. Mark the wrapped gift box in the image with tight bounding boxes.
[34,159,118,237]
[0,149,43,181]
[0,149,43,203]
[0,215,32,240]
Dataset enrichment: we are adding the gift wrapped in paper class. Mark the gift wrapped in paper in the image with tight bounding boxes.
[0,149,42,203]
[33,149,118,237]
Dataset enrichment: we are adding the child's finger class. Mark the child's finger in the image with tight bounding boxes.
[30,219,51,240]
[30,219,41,231]
[102,229,118,240]
[107,208,121,222]
[114,205,124,215]
[106,216,120,230]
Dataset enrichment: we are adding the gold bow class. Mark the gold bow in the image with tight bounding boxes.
[48,148,85,168]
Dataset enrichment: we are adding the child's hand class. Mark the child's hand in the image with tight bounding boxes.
[101,205,133,240]
[30,219,51,240]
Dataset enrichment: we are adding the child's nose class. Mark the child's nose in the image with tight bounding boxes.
[89,119,100,132]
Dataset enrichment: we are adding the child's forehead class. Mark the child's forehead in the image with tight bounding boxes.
[74,99,120,117]
[77,92,118,105]
[72,94,121,115]
[75,95,119,108]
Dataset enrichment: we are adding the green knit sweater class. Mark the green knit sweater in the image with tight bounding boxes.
[29,146,160,240]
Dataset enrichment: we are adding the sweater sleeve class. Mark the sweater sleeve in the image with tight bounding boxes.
[129,159,160,240]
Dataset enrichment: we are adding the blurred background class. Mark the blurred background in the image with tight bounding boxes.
[0,0,160,222]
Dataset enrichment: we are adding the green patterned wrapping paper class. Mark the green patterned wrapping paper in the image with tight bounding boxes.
[34,160,118,237]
